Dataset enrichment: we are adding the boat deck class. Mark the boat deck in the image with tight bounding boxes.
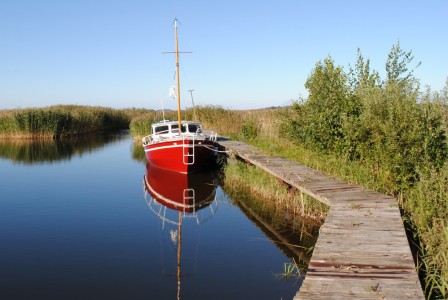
[216,140,424,299]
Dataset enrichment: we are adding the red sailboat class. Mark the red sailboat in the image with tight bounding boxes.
[142,20,218,173]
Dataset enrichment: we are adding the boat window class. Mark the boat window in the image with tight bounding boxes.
[171,124,179,133]
[154,125,169,134]
[188,124,200,133]
[181,124,188,133]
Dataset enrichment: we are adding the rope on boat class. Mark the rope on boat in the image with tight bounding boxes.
[201,144,232,154]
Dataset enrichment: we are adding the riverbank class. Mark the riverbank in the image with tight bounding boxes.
[220,158,325,271]
[222,158,327,223]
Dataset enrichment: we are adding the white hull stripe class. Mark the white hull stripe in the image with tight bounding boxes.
[144,176,216,209]
[144,143,212,153]
[144,176,195,209]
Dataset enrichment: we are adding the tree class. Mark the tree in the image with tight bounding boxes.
[385,41,421,90]
[348,48,380,92]
[301,56,354,151]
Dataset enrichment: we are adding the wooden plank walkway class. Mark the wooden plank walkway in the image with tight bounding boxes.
[217,140,424,299]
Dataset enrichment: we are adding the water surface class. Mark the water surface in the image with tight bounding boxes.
[0,133,316,300]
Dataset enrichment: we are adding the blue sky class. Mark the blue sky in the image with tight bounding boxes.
[1,0,447,110]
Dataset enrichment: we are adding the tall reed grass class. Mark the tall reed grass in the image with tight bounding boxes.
[0,105,130,138]
[129,104,288,140]
[128,109,177,138]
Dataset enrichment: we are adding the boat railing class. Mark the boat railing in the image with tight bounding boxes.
[143,133,185,145]
[143,130,210,146]
[197,192,219,224]
[209,131,218,142]
[142,135,151,146]
[145,196,178,229]
[144,183,195,227]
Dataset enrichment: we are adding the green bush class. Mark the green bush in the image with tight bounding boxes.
[239,118,259,140]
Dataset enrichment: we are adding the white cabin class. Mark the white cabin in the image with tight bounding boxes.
[142,120,216,145]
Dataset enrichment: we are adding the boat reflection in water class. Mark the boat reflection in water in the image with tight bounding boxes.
[143,162,218,221]
[143,162,219,299]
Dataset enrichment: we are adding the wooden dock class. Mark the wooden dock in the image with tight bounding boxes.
[217,140,424,299]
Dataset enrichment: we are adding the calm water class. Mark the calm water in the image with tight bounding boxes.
[0,132,315,300]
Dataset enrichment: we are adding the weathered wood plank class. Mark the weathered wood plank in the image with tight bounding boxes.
[216,140,424,299]
[297,277,423,300]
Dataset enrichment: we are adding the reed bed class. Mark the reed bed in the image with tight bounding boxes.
[183,105,244,137]
[129,104,289,140]
[128,110,177,138]
[0,105,130,138]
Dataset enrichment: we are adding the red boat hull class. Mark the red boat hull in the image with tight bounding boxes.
[144,139,217,173]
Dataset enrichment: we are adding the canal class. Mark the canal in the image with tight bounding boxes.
[0,132,318,300]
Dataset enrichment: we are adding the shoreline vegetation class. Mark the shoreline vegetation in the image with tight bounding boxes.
[1,43,447,298]
[222,158,328,224]
[0,105,137,139]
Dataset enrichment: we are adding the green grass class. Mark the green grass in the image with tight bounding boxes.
[277,259,305,280]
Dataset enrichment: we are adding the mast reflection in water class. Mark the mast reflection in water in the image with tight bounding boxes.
[143,163,218,300]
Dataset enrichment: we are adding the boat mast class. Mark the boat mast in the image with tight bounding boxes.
[174,19,182,132]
